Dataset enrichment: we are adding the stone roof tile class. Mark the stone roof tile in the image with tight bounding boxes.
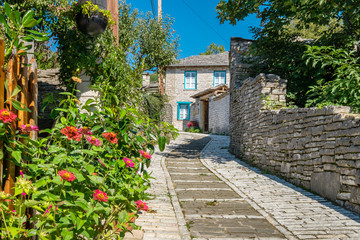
[167,51,229,67]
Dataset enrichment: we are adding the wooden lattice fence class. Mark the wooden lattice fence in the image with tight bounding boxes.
[0,38,38,197]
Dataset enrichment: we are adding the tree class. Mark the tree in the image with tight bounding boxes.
[216,0,360,108]
[118,2,179,81]
[200,43,225,55]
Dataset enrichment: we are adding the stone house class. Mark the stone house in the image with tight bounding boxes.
[164,52,230,131]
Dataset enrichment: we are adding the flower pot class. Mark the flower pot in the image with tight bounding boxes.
[75,11,108,36]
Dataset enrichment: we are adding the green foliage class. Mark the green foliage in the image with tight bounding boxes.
[118,1,179,76]
[34,41,59,69]
[0,2,49,61]
[143,93,167,123]
[199,43,225,55]
[75,0,115,25]
[304,45,360,112]
[216,0,360,108]
[150,73,158,83]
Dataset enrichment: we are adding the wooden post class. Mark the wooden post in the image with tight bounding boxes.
[107,0,119,43]
[0,39,4,190]
[158,0,162,22]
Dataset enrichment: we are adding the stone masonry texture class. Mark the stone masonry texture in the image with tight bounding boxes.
[229,38,360,214]
[209,93,229,135]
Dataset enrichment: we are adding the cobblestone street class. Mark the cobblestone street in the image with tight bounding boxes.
[128,133,360,240]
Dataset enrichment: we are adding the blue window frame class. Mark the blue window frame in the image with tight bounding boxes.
[213,71,226,86]
[184,71,197,89]
[177,102,191,120]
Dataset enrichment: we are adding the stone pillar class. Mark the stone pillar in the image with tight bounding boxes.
[229,37,253,152]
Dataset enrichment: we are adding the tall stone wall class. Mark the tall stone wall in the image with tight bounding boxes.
[209,93,229,135]
[230,73,360,214]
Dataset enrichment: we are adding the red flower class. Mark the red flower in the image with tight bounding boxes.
[102,132,118,144]
[93,189,108,202]
[139,150,152,159]
[79,126,92,136]
[58,170,76,182]
[123,157,135,168]
[135,200,148,211]
[61,126,81,141]
[0,109,17,123]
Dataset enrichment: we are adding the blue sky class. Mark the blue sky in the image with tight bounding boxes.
[127,0,260,59]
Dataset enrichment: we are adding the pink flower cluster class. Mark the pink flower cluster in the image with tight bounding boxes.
[135,200,148,211]
[86,136,102,146]
[123,157,135,168]
[58,170,76,182]
[139,150,152,159]
[93,189,108,202]
[20,124,39,134]
[187,121,198,128]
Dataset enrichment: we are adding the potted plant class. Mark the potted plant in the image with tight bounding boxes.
[75,0,114,36]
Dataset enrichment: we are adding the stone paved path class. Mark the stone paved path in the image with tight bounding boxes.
[130,133,360,240]
[167,135,285,239]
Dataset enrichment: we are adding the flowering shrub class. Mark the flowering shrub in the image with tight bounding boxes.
[185,121,201,133]
[0,90,177,239]
[187,121,198,128]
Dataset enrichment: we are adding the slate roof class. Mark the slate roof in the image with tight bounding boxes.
[166,51,229,68]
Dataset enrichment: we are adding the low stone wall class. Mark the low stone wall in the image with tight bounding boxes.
[209,93,229,135]
[230,73,360,214]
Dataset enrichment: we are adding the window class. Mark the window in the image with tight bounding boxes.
[213,71,226,86]
[184,71,197,89]
[177,102,191,120]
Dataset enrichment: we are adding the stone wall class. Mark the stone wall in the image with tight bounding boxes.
[229,73,360,214]
[165,66,229,130]
[37,68,65,129]
[209,93,229,135]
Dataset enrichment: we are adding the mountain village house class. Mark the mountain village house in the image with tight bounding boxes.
[164,52,230,133]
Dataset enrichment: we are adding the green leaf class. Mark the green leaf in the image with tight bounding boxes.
[85,164,96,175]
[48,145,64,153]
[23,19,37,28]
[11,100,31,112]
[4,3,11,17]
[34,178,48,188]
[74,200,89,211]
[53,153,67,165]
[22,10,34,27]
[11,151,22,164]
[61,229,73,240]
[68,167,85,182]
[11,85,22,98]
[158,136,166,152]
[8,227,24,237]
[0,14,7,26]
[52,175,62,185]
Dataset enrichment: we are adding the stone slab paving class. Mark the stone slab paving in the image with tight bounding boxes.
[202,134,360,240]
[167,133,286,240]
